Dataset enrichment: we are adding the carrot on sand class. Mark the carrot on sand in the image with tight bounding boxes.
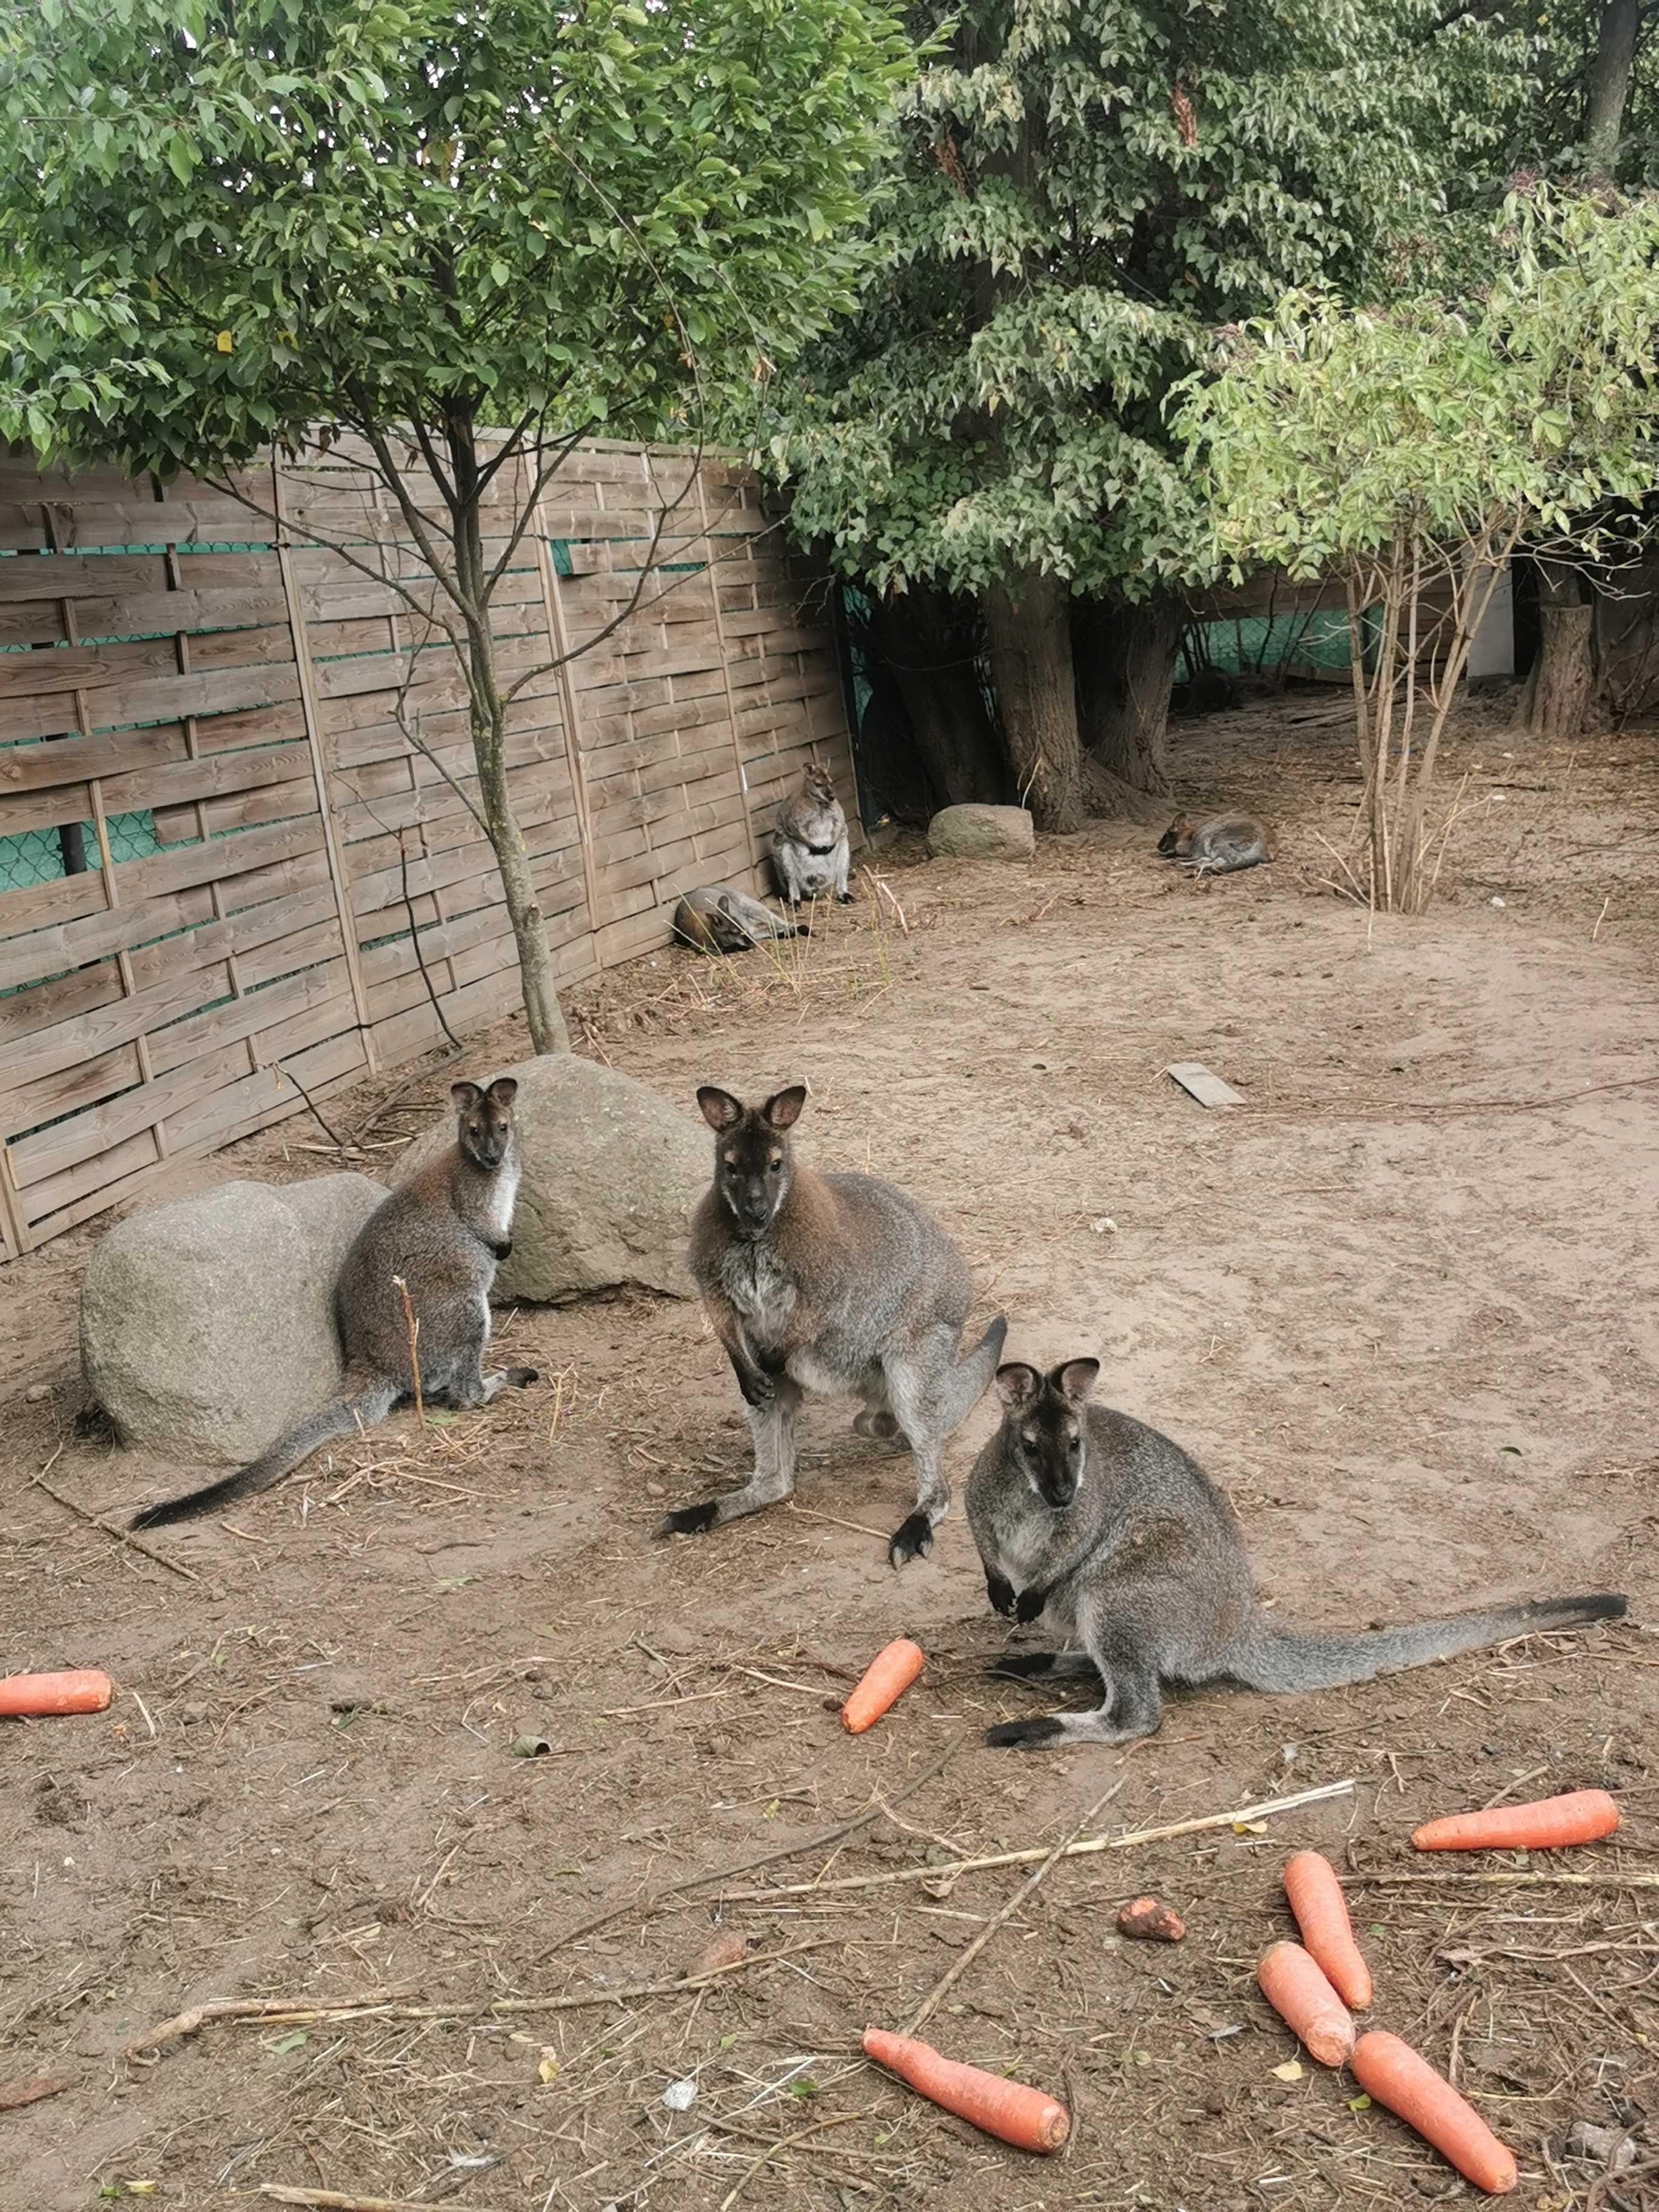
[1352,2030,1518,2194]
[1412,1788,1618,1853]
[862,2026,1070,2152]
[0,1669,113,1718]
[1283,1851,1372,2009]
[1256,1940,1355,2067]
[841,1638,925,1734]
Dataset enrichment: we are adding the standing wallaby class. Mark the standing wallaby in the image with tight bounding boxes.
[130,1079,538,1529]
[968,1358,1626,1750]
[773,763,853,905]
[672,884,809,957]
[659,1084,1007,1566]
[1157,811,1278,874]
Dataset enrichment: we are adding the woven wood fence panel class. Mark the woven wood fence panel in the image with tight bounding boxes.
[0,440,854,1259]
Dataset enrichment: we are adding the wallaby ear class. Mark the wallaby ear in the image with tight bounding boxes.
[697,1086,743,1131]
[486,1077,518,1110]
[1051,1358,1100,1405]
[762,1085,807,1131]
[451,1081,483,1111]
[994,1362,1042,1411]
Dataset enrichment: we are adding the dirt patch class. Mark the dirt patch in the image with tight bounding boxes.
[2,694,1657,2211]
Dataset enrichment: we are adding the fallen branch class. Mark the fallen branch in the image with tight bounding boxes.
[260,2191,512,2212]
[123,1986,412,2059]
[718,1778,1356,1902]
[529,1726,970,1968]
[1340,1869,1659,1892]
[718,2114,857,2212]
[903,1782,1123,2036]
[30,1461,206,1586]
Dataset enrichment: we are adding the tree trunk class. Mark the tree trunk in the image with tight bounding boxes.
[862,583,1005,808]
[1071,592,1181,800]
[1530,605,1595,738]
[981,569,1085,833]
[1586,0,1639,184]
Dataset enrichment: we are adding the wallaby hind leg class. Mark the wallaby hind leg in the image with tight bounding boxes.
[987,1626,1164,1751]
[880,1338,960,1568]
[659,1377,803,1538]
[435,1291,539,1410]
[986,1649,1101,1687]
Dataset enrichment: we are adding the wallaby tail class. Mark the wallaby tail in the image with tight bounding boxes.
[1227,1592,1626,1694]
[129,1381,400,1530]
[940,1315,1010,1432]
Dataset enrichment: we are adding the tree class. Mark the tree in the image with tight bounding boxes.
[769,1,1530,830]
[1181,187,1659,910]
[0,0,911,1052]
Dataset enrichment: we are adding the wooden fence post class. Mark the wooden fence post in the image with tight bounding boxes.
[273,458,380,1076]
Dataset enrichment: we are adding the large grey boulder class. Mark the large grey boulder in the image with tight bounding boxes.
[393,1054,703,1303]
[80,1173,386,1464]
[926,803,1036,861]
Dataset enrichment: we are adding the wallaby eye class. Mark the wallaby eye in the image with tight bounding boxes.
[767,1156,782,1173]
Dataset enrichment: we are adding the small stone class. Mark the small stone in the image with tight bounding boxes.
[1117,1895,1186,1942]
[24,1382,52,1403]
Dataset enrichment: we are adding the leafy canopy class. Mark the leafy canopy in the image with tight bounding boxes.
[0,0,914,471]
[1178,187,1659,582]
[769,0,1533,599]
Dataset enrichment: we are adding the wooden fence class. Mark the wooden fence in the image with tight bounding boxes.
[0,440,856,1260]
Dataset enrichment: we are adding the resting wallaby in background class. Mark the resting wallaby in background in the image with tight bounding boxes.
[968,1358,1626,1751]
[672,884,809,957]
[131,1079,538,1529]
[1157,811,1278,874]
[773,763,852,905]
[659,1084,1007,1566]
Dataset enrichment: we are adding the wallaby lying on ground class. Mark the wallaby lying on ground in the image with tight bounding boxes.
[773,763,853,905]
[130,1079,538,1529]
[659,1084,1007,1566]
[968,1358,1626,1750]
[672,884,809,957]
[1158,811,1278,874]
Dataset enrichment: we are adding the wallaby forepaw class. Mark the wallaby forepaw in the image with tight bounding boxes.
[836,891,854,904]
[985,1717,1067,1751]
[887,1512,934,1568]
[657,1501,720,1540]
[1014,1584,1048,1624]
[507,1366,539,1388]
[491,1238,513,1262]
[985,1571,1016,1618]
[985,1652,1056,1682]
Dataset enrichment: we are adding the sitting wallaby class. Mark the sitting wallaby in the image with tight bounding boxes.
[130,1079,538,1529]
[1157,811,1278,874]
[968,1358,1626,1751]
[672,884,809,957]
[773,763,853,905]
[659,1084,1007,1566]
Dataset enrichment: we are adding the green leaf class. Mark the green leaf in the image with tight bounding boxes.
[268,2029,309,2054]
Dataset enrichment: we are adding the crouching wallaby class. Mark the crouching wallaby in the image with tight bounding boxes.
[130,1079,538,1529]
[659,1084,1006,1566]
[968,1358,1625,1751]
[672,884,809,957]
[1158,811,1277,874]
[773,764,853,906]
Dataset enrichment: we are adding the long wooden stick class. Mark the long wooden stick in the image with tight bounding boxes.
[260,2190,511,2212]
[391,1275,423,1425]
[717,1778,1355,1902]
[30,1461,205,1586]
[903,1782,1123,2036]
[124,1986,411,2059]
[1341,1870,1659,1892]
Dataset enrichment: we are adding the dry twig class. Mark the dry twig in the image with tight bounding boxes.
[30,1458,206,1585]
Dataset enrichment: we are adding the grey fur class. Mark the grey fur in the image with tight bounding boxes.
[773,764,853,905]
[1158,811,1277,875]
[659,1084,1007,1566]
[130,1078,538,1528]
[968,1358,1626,1750]
[672,884,809,957]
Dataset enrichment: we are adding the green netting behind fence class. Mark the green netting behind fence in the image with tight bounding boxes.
[0,811,161,892]
[1180,609,1352,679]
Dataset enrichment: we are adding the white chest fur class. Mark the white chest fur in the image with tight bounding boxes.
[483,1160,521,1246]
[720,1240,796,1346]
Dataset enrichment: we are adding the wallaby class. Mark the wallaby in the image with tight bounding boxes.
[773,763,853,906]
[1157,811,1278,874]
[672,884,809,957]
[968,1358,1626,1751]
[130,1079,539,1529]
[659,1084,1007,1566]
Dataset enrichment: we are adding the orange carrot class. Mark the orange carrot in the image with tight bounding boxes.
[1283,1851,1372,2009]
[0,1668,113,1718]
[1255,1940,1355,2067]
[841,1638,925,1733]
[1411,1788,1618,1853]
[1351,2031,1518,2194]
[862,2026,1070,2151]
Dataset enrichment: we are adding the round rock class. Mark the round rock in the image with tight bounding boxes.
[925,803,1036,861]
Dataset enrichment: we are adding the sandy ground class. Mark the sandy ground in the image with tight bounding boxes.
[2,691,1657,2212]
